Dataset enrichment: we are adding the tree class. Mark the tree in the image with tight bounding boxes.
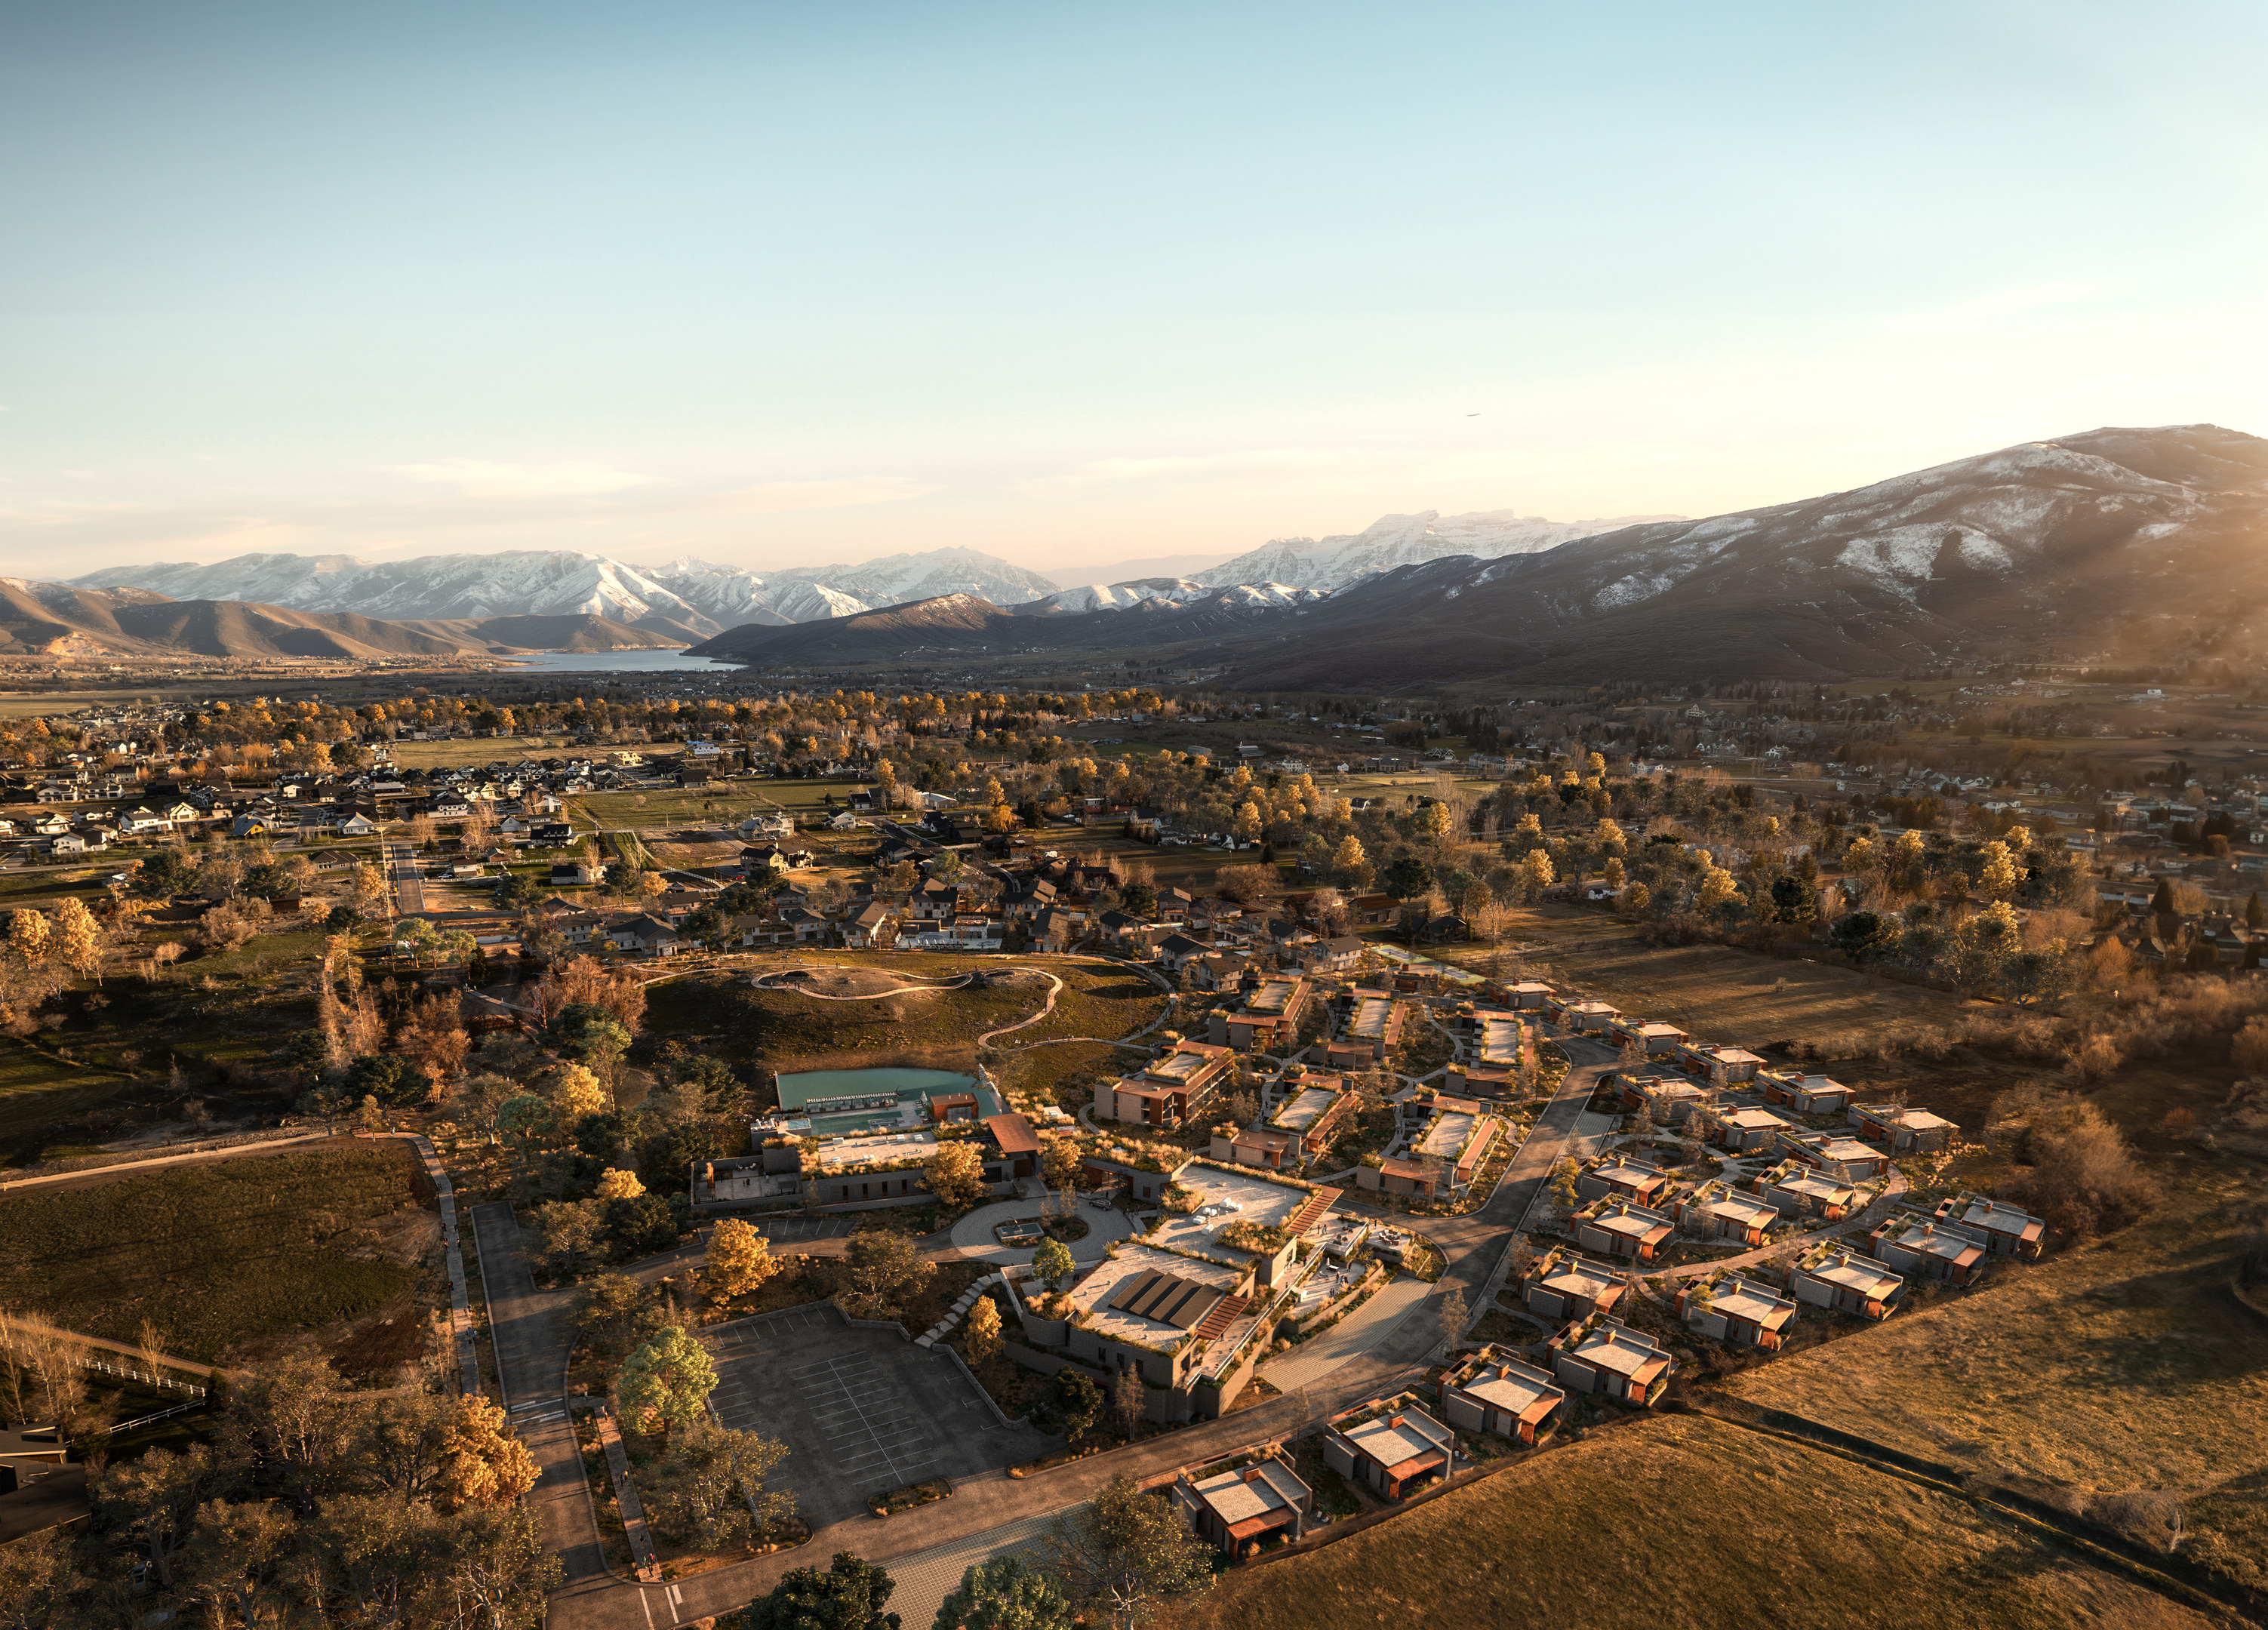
[1767,873,1815,925]
[1695,865,1740,914]
[595,1167,646,1201]
[1331,834,1373,889]
[1943,901,2023,995]
[1117,880,1157,918]
[933,1555,1074,1630]
[1829,910,1899,968]
[654,1420,795,1553]
[608,1192,681,1257]
[533,1198,605,1275]
[1040,1139,1083,1194]
[555,1063,610,1120]
[435,1397,540,1510]
[549,1001,633,1064]
[749,1551,902,1630]
[923,1139,989,1213]
[51,896,104,984]
[1039,1371,1102,1444]
[1109,1364,1144,1440]
[575,1273,659,1359]
[840,1229,935,1315]
[1437,1285,1469,1355]
[132,847,198,900]
[619,1327,719,1441]
[701,1216,780,1305]
[1038,1473,1214,1628]
[1549,1157,1581,1214]
[1380,854,1433,901]
[1517,848,1555,902]
[963,1296,1002,1362]
[1031,1236,1076,1291]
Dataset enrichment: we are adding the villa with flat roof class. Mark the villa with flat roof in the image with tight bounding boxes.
[1548,1315,1674,1406]
[1777,1128,1894,1180]
[1786,1244,1906,1319]
[1759,1072,1855,1114]
[1573,1198,1677,1262]
[1575,1155,1677,1207]
[1675,1272,1797,1350]
[1672,1180,1780,1247]
[1322,1395,1463,1500]
[1749,1160,1864,1221]
[1326,990,1406,1068]
[1519,1246,1627,1322]
[1676,1041,1765,1083]
[1934,1192,2046,1259]
[1438,1348,1566,1446]
[1852,1102,1959,1152]
[1716,1106,1796,1152]
[1174,1452,1312,1559]
[1209,975,1314,1053]
[1866,1210,1989,1285]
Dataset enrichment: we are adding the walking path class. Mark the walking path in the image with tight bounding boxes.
[380,1131,482,1398]
[1644,1170,1913,1282]
[0,1130,334,1194]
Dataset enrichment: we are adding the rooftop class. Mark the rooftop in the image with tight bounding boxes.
[1246,977,1303,1015]
[1347,995,1397,1040]
[1800,1249,1903,1299]
[1699,1276,1796,1326]
[1069,1244,1244,1349]
[812,1129,937,1171]
[1186,1460,1308,1535]
[1476,1014,1525,1067]
[1269,1084,1343,1135]
[1450,1355,1563,1420]
[1566,1321,1669,1381]
[1148,1164,1325,1265]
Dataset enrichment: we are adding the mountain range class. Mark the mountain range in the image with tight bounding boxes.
[62,507,1659,638]
[685,426,2268,687]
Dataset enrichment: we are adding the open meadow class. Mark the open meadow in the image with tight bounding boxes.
[0,1141,438,1366]
[1162,1410,2214,1630]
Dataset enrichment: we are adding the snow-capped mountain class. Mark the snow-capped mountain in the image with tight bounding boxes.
[1010,577,1318,615]
[1201,509,1684,594]
[70,546,1066,638]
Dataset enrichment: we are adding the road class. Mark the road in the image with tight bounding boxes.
[525,1027,1613,1630]
[384,840,425,916]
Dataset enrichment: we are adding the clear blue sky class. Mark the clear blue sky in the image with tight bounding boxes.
[2,0,2263,579]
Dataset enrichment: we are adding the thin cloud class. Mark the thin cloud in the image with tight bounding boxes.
[388,459,653,497]
[1023,449,1340,491]
[706,475,939,513]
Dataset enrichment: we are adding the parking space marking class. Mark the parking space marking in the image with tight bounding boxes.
[795,1355,937,1489]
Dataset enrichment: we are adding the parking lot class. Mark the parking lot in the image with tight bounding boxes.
[708,1303,1056,1530]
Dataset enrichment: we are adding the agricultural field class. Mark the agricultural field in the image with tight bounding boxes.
[0,1142,438,1365]
[1162,1411,2216,1630]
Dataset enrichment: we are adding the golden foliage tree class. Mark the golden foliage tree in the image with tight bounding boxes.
[435,1396,540,1510]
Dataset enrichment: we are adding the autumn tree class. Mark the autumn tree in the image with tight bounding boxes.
[700,1216,779,1306]
[1039,1475,1214,1629]
[924,1139,989,1213]
[838,1229,934,1317]
[963,1295,1003,1362]
[435,1397,541,1510]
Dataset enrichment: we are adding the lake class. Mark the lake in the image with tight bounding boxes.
[499,649,740,674]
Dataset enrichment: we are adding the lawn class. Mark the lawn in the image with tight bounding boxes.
[1162,1412,2216,1630]
[1724,1173,2268,1604]
[0,1141,435,1362]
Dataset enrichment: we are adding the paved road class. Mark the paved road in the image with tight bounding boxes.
[469,1203,606,1591]
[385,840,425,916]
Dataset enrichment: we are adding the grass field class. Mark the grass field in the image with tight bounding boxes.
[0,1141,434,1362]
[1163,1410,2212,1630]
[1725,1175,2268,1603]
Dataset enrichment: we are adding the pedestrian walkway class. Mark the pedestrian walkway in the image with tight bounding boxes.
[877,1509,1070,1630]
[388,1133,480,1397]
[1259,1273,1429,1390]
[595,1408,661,1582]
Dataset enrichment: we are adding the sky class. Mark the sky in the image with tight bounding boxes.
[2,0,2265,581]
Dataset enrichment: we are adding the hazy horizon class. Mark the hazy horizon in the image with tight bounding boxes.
[4,1,2263,581]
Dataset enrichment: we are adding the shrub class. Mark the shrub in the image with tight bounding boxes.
[1990,1084,2157,1240]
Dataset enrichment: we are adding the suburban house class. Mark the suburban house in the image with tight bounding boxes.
[1716,1106,1796,1152]
[1174,1453,1312,1559]
[1325,989,1405,1068]
[1297,934,1367,975]
[1450,1008,1531,1095]
[842,901,896,949]
[1572,1198,1677,1262]
[1851,1102,1959,1152]
[1865,1210,1990,1285]
[1785,1244,1906,1320]
[1615,1074,1718,1125]
[1437,1347,1566,1446]
[1518,1245,1627,1322]
[1499,980,1554,1010]
[1671,1180,1780,1247]
[1574,1155,1678,1208]
[1355,1153,1447,1201]
[1676,1041,1766,1084]
[1749,1160,1865,1222]
[1759,1072,1857,1114]
[605,913,682,958]
[1546,1314,1675,1406]
[1099,1040,1237,1130]
[1550,997,1621,1033]
[1605,1016,1688,1056]
[1321,1395,1462,1501]
[1777,1129,1894,1181]
[1674,1272,1798,1350]
[1934,1192,2047,1259]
